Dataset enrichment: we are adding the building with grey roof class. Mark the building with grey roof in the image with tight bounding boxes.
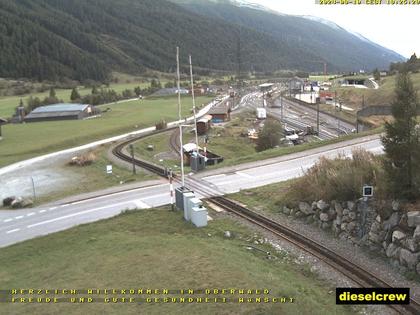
[24,104,94,123]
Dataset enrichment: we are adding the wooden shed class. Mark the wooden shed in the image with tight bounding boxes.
[208,103,231,123]
[196,115,212,135]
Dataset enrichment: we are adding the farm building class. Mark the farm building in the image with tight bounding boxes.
[196,115,212,135]
[288,77,304,93]
[259,83,274,92]
[208,103,231,122]
[24,103,94,123]
[342,77,366,86]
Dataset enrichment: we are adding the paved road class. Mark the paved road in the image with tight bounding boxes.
[0,135,383,248]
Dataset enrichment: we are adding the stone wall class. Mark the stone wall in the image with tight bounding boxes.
[283,199,420,275]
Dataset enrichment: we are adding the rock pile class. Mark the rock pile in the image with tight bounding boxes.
[284,199,420,275]
[2,196,34,208]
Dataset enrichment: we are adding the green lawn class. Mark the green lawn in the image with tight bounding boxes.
[0,208,355,315]
[132,112,258,171]
[132,116,382,176]
[333,72,420,110]
[0,81,165,118]
[0,96,212,168]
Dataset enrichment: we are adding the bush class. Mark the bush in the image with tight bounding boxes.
[286,149,386,203]
[155,120,167,130]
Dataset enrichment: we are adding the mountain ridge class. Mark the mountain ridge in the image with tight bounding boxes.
[0,0,405,82]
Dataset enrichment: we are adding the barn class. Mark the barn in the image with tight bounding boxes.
[208,103,231,123]
[24,104,94,123]
[196,115,212,135]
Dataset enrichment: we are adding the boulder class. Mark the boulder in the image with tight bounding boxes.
[392,200,400,212]
[386,243,401,258]
[340,223,348,231]
[399,214,409,230]
[370,222,381,234]
[311,201,318,210]
[347,201,356,211]
[11,197,23,209]
[375,215,382,223]
[282,206,291,215]
[2,197,15,207]
[382,212,400,231]
[342,215,352,223]
[342,209,350,216]
[317,200,329,211]
[21,198,34,208]
[407,211,420,227]
[399,248,420,270]
[348,211,357,221]
[405,238,420,252]
[224,231,232,238]
[369,232,383,244]
[392,230,406,243]
[347,221,357,232]
[328,208,337,220]
[305,216,315,224]
[335,203,343,216]
[321,222,331,230]
[413,226,420,242]
[298,202,314,215]
[320,213,330,222]
[333,216,342,226]
[295,211,304,218]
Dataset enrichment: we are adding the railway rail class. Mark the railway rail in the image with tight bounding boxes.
[112,132,420,314]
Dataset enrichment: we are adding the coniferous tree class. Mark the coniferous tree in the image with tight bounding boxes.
[373,68,380,81]
[49,87,56,98]
[381,71,420,200]
[70,88,81,101]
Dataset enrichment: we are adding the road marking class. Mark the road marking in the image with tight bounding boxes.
[27,212,36,217]
[27,200,133,229]
[3,218,13,223]
[49,207,57,210]
[63,184,169,206]
[202,174,226,180]
[60,204,69,208]
[141,193,169,201]
[15,216,24,220]
[134,200,150,209]
[236,172,254,179]
[39,210,47,213]
[6,229,20,234]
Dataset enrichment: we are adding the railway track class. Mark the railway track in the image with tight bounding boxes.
[112,123,420,315]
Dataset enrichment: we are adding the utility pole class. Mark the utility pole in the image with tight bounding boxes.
[317,101,320,136]
[129,144,136,175]
[236,29,242,87]
[280,95,284,122]
[30,176,36,202]
[169,169,174,211]
[176,47,185,187]
[356,110,359,134]
[189,55,199,154]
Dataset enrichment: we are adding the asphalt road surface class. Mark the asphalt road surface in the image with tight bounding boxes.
[0,135,382,248]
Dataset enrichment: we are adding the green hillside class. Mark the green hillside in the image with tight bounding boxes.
[0,0,404,82]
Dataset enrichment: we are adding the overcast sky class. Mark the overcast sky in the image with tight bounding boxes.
[252,0,419,58]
